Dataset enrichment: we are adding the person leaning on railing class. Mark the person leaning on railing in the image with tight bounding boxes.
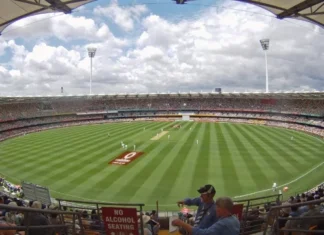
[172,197,240,235]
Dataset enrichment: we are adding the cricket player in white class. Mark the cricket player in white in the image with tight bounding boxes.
[272,182,277,192]
[196,140,199,144]
[134,145,136,151]
[168,135,170,140]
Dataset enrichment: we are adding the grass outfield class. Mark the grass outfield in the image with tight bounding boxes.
[0,121,323,210]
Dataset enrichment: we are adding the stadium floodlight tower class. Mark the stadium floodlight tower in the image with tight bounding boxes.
[260,39,270,93]
[87,47,97,95]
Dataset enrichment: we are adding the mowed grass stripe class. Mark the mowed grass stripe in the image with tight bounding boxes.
[47,124,165,194]
[127,123,197,205]
[0,122,137,161]
[145,122,200,202]
[209,123,225,196]
[265,125,322,148]
[231,123,277,181]
[221,124,252,190]
[4,121,157,150]
[189,123,210,193]
[152,122,203,200]
[259,126,323,161]
[216,123,242,195]
[14,122,155,184]
[0,123,116,150]
[257,125,321,162]
[79,122,172,196]
[66,122,169,197]
[1,122,151,179]
[50,122,169,191]
[226,124,268,190]
[244,125,306,173]
[89,122,179,200]
[234,124,291,181]
[107,123,197,201]
[168,122,206,199]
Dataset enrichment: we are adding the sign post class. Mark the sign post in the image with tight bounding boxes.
[102,207,139,235]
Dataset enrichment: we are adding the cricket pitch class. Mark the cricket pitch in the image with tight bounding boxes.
[151,131,169,140]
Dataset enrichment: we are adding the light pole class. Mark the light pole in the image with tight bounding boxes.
[87,47,97,95]
[260,39,270,93]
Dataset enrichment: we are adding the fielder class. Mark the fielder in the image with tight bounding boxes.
[134,145,136,151]
[272,182,277,192]
[196,139,199,144]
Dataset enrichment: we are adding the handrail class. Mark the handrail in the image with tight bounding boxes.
[234,194,281,203]
[56,198,145,206]
[0,204,78,214]
[0,204,83,235]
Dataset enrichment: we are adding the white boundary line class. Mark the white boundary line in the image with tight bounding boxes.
[234,161,324,199]
[1,162,324,206]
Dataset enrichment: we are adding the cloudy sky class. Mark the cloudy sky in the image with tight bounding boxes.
[0,0,323,96]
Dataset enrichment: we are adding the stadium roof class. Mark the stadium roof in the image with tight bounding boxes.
[236,0,324,29]
[0,0,95,35]
[0,91,323,104]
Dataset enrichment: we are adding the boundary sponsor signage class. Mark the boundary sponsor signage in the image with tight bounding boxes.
[109,152,144,166]
[102,207,139,235]
[232,204,244,221]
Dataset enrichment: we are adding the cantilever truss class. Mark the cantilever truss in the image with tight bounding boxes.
[0,0,95,35]
[236,0,324,29]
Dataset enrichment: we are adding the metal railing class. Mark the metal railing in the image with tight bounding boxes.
[234,194,282,235]
[0,203,83,235]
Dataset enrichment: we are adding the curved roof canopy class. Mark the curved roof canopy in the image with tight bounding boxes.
[0,0,95,35]
[236,0,324,29]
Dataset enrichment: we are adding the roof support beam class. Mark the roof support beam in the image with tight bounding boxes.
[277,0,324,19]
[14,0,48,8]
[14,0,73,14]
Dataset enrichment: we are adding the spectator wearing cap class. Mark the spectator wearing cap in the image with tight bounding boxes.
[172,197,240,235]
[177,184,217,229]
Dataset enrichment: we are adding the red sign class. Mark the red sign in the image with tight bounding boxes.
[232,204,244,221]
[109,152,144,166]
[102,207,139,235]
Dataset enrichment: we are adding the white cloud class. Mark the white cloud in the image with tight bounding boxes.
[0,1,324,96]
[94,0,148,32]
[2,13,115,42]
[0,38,8,56]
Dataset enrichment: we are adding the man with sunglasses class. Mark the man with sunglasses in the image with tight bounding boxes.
[173,197,240,235]
[177,184,217,229]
